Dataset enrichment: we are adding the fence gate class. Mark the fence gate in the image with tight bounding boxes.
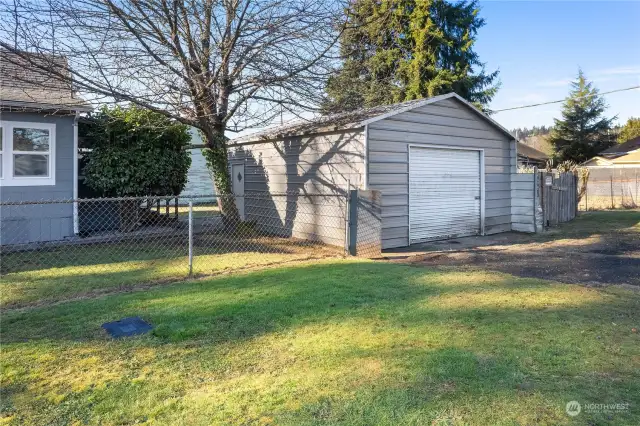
[539,171,578,227]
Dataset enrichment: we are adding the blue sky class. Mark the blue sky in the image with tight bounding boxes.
[477,1,640,130]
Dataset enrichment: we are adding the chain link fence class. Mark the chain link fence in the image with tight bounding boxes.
[1,192,381,304]
[580,168,640,210]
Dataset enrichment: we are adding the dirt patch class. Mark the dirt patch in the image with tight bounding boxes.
[388,225,640,286]
[401,249,640,286]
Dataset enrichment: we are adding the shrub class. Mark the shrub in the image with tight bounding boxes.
[82,106,191,197]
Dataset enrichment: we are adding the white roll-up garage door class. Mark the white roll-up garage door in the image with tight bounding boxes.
[409,146,482,243]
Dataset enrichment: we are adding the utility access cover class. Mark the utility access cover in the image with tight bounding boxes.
[102,317,153,338]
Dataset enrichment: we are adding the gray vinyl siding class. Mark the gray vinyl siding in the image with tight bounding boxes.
[367,97,516,249]
[228,130,365,246]
[1,112,75,244]
[511,173,543,232]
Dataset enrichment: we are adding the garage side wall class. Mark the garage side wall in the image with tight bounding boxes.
[228,130,365,247]
[366,97,516,249]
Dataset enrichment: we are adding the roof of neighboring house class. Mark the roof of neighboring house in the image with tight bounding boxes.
[584,150,640,166]
[517,142,548,161]
[616,150,640,163]
[231,92,514,144]
[0,49,91,112]
[599,136,640,156]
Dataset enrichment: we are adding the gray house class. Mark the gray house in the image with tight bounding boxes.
[228,93,517,249]
[1,50,91,244]
[180,128,216,200]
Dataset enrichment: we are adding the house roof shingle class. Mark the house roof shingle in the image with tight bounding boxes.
[600,136,640,156]
[0,49,91,112]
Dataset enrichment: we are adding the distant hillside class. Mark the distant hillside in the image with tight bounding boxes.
[510,127,553,156]
[510,124,624,157]
[510,126,552,140]
[521,134,553,156]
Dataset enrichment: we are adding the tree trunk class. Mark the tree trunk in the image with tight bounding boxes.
[118,199,139,232]
[201,130,240,224]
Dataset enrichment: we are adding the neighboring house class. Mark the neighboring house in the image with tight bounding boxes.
[179,128,216,200]
[1,49,91,244]
[517,142,548,167]
[583,136,640,168]
[227,92,518,249]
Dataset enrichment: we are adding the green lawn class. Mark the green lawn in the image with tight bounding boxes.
[1,238,339,309]
[174,203,220,218]
[2,259,639,425]
[537,209,640,239]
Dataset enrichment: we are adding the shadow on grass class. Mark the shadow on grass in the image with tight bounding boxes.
[3,261,638,345]
[289,345,640,425]
[1,248,342,309]
[0,232,330,275]
[2,261,639,424]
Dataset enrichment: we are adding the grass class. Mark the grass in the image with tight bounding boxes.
[2,259,639,425]
[174,203,220,218]
[579,196,639,211]
[1,237,340,308]
[534,209,639,240]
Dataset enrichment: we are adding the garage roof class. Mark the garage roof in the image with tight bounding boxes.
[232,92,514,144]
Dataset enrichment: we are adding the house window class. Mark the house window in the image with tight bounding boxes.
[0,121,56,186]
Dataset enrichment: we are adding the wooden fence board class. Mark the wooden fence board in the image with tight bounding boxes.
[539,171,577,227]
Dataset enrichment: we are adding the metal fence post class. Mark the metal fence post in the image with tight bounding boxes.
[348,189,358,256]
[188,201,193,276]
[343,180,351,256]
[532,167,538,233]
[610,175,614,209]
[634,170,640,207]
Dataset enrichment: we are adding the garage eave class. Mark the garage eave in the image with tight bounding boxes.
[360,92,514,142]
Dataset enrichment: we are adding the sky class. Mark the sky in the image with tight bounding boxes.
[477,1,640,130]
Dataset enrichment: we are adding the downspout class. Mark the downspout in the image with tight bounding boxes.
[73,111,79,235]
[363,124,369,190]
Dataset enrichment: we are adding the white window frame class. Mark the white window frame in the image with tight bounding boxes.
[0,121,56,186]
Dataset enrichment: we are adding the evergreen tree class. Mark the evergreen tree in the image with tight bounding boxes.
[323,0,499,113]
[618,117,640,143]
[549,70,616,163]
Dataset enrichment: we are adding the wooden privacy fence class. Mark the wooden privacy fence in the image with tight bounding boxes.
[511,170,578,233]
[538,171,578,227]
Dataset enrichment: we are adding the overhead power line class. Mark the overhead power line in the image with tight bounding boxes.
[494,85,640,113]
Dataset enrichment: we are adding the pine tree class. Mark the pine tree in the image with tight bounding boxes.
[323,0,499,113]
[549,70,616,163]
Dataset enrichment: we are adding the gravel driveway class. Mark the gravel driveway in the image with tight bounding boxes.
[385,211,640,287]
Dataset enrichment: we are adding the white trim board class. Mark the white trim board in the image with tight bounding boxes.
[0,120,57,186]
[73,113,79,234]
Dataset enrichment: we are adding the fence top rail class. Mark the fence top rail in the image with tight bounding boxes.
[0,191,348,206]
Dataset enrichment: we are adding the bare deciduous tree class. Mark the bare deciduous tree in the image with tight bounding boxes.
[0,0,345,218]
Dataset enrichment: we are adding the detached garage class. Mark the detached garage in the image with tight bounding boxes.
[228,92,517,249]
